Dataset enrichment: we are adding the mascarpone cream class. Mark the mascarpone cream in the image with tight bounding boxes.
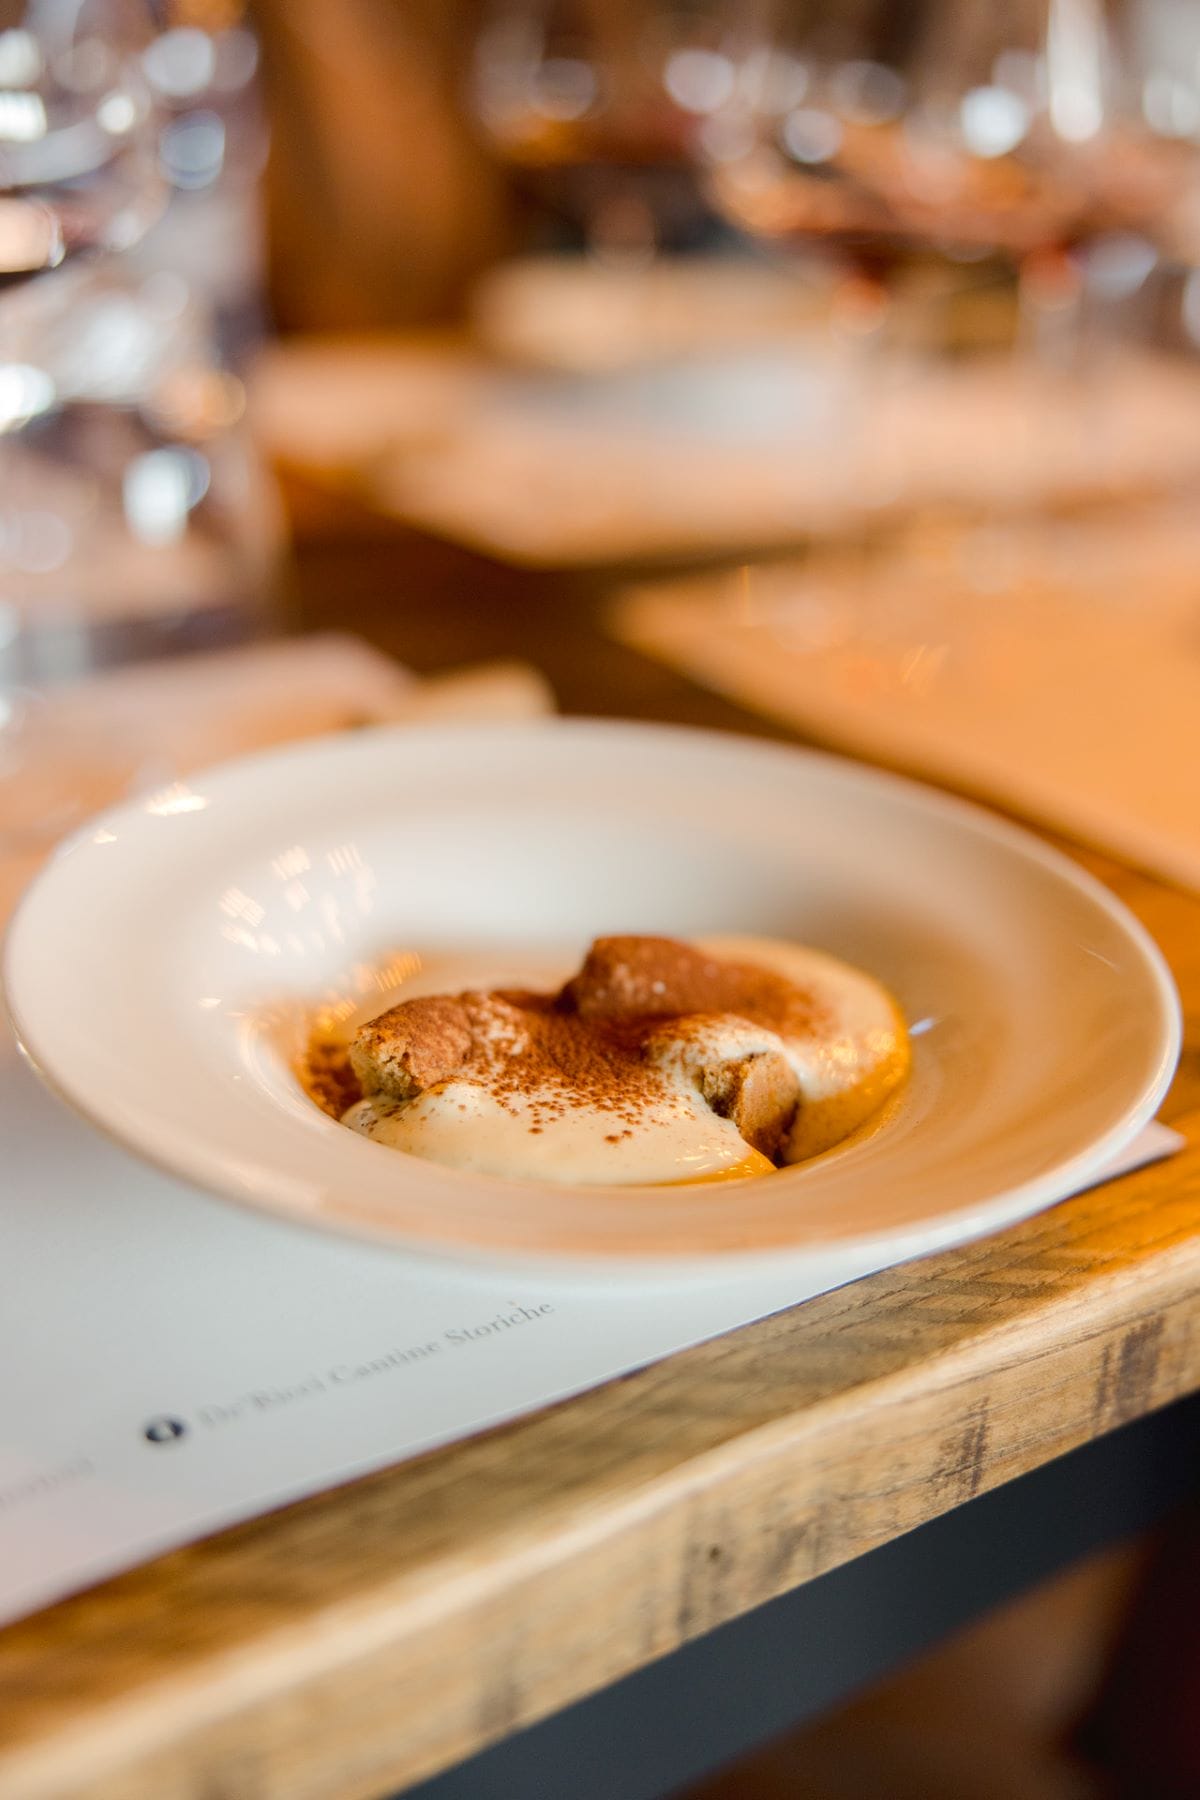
[316,934,909,1186]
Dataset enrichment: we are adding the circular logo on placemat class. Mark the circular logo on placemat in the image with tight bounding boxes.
[142,1415,188,1445]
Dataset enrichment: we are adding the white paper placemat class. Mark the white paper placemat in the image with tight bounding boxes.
[0,1018,1179,1631]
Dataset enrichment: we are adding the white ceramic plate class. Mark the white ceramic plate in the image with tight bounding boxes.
[3,722,1180,1272]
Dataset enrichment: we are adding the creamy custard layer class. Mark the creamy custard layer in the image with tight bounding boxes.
[700,936,911,1162]
[342,1084,772,1184]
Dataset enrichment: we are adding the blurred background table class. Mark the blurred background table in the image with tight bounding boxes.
[287,508,770,728]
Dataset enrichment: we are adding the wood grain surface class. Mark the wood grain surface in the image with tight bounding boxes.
[1,532,1197,1800]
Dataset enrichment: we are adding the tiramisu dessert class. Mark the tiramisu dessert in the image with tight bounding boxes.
[301,935,909,1185]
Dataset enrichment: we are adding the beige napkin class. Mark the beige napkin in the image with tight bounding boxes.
[0,636,554,920]
[28,635,551,769]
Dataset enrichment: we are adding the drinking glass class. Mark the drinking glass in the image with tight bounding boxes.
[0,0,162,295]
[470,0,725,260]
[0,0,281,685]
[697,0,1200,353]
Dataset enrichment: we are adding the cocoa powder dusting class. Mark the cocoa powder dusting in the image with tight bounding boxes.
[562,936,826,1038]
[306,937,825,1156]
[297,1031,362,1120]
[350,994,476,1098]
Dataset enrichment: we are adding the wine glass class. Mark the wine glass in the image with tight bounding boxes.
[470,0,725,261]
[697,0,1200,355]
[679,1,1200,689]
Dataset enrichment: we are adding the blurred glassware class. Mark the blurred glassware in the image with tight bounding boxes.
[0,1,281,685]
[470,0,727,262]
[695,0,1200,356]
[132,0,268,364]
[0,0,162,296]
[0,253,284,685]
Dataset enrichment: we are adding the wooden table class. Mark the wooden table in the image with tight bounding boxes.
[2,528,1199,1800]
